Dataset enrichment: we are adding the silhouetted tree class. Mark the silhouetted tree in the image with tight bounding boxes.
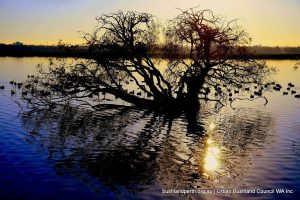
[23,8,273,113]
[164,8,272,107]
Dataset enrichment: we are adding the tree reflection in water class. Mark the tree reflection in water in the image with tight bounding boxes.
[20,104,272,198]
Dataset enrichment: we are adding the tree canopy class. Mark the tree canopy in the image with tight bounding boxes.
[23,8,274,114]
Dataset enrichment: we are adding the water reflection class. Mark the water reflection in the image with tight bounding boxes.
[20,105,272,198]
[203,138,220,173]
[201,121,222,179]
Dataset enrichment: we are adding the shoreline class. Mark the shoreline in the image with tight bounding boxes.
[0,54,299,60]
[1,44,299,60]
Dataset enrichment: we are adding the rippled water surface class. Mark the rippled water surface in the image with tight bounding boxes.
[0,57,300,200]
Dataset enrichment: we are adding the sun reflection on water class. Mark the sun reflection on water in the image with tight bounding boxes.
[204,144,220,171]
[202,121,222,178]
[208,122,216,131]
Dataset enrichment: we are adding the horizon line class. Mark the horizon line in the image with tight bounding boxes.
[1,42,300,48]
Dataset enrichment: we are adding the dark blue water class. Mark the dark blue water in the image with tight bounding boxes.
[0,57,300,199]
[0,91,118,200]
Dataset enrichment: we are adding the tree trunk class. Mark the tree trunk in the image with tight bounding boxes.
[185,76,205,106]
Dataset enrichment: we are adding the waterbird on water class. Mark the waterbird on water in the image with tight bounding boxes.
[273,87,281,91]
[254,91,262,96]
[0,85,4,89]
[276,83,282,88]
[25,84,31,89]
[17,83,23,89]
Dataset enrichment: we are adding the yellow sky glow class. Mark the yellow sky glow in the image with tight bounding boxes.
[0,0,299,46]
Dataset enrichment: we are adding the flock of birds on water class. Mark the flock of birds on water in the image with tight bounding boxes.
[1,76,300,100]
[0,75,35,96]
[196,81,300,102]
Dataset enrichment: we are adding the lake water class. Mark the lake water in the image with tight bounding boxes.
[0,57,300,200]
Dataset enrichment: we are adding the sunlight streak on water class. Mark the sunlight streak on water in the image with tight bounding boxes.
[204,143,220,172]
[202,120,222,178]
[208,122,216,132]
[1,58,300,200]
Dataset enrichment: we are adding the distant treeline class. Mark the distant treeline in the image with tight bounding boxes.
[0,43,299,59]
[0,44,86,57]
[248,46,300,59]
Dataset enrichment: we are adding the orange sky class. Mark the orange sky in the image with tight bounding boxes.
[0,0,299,46]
